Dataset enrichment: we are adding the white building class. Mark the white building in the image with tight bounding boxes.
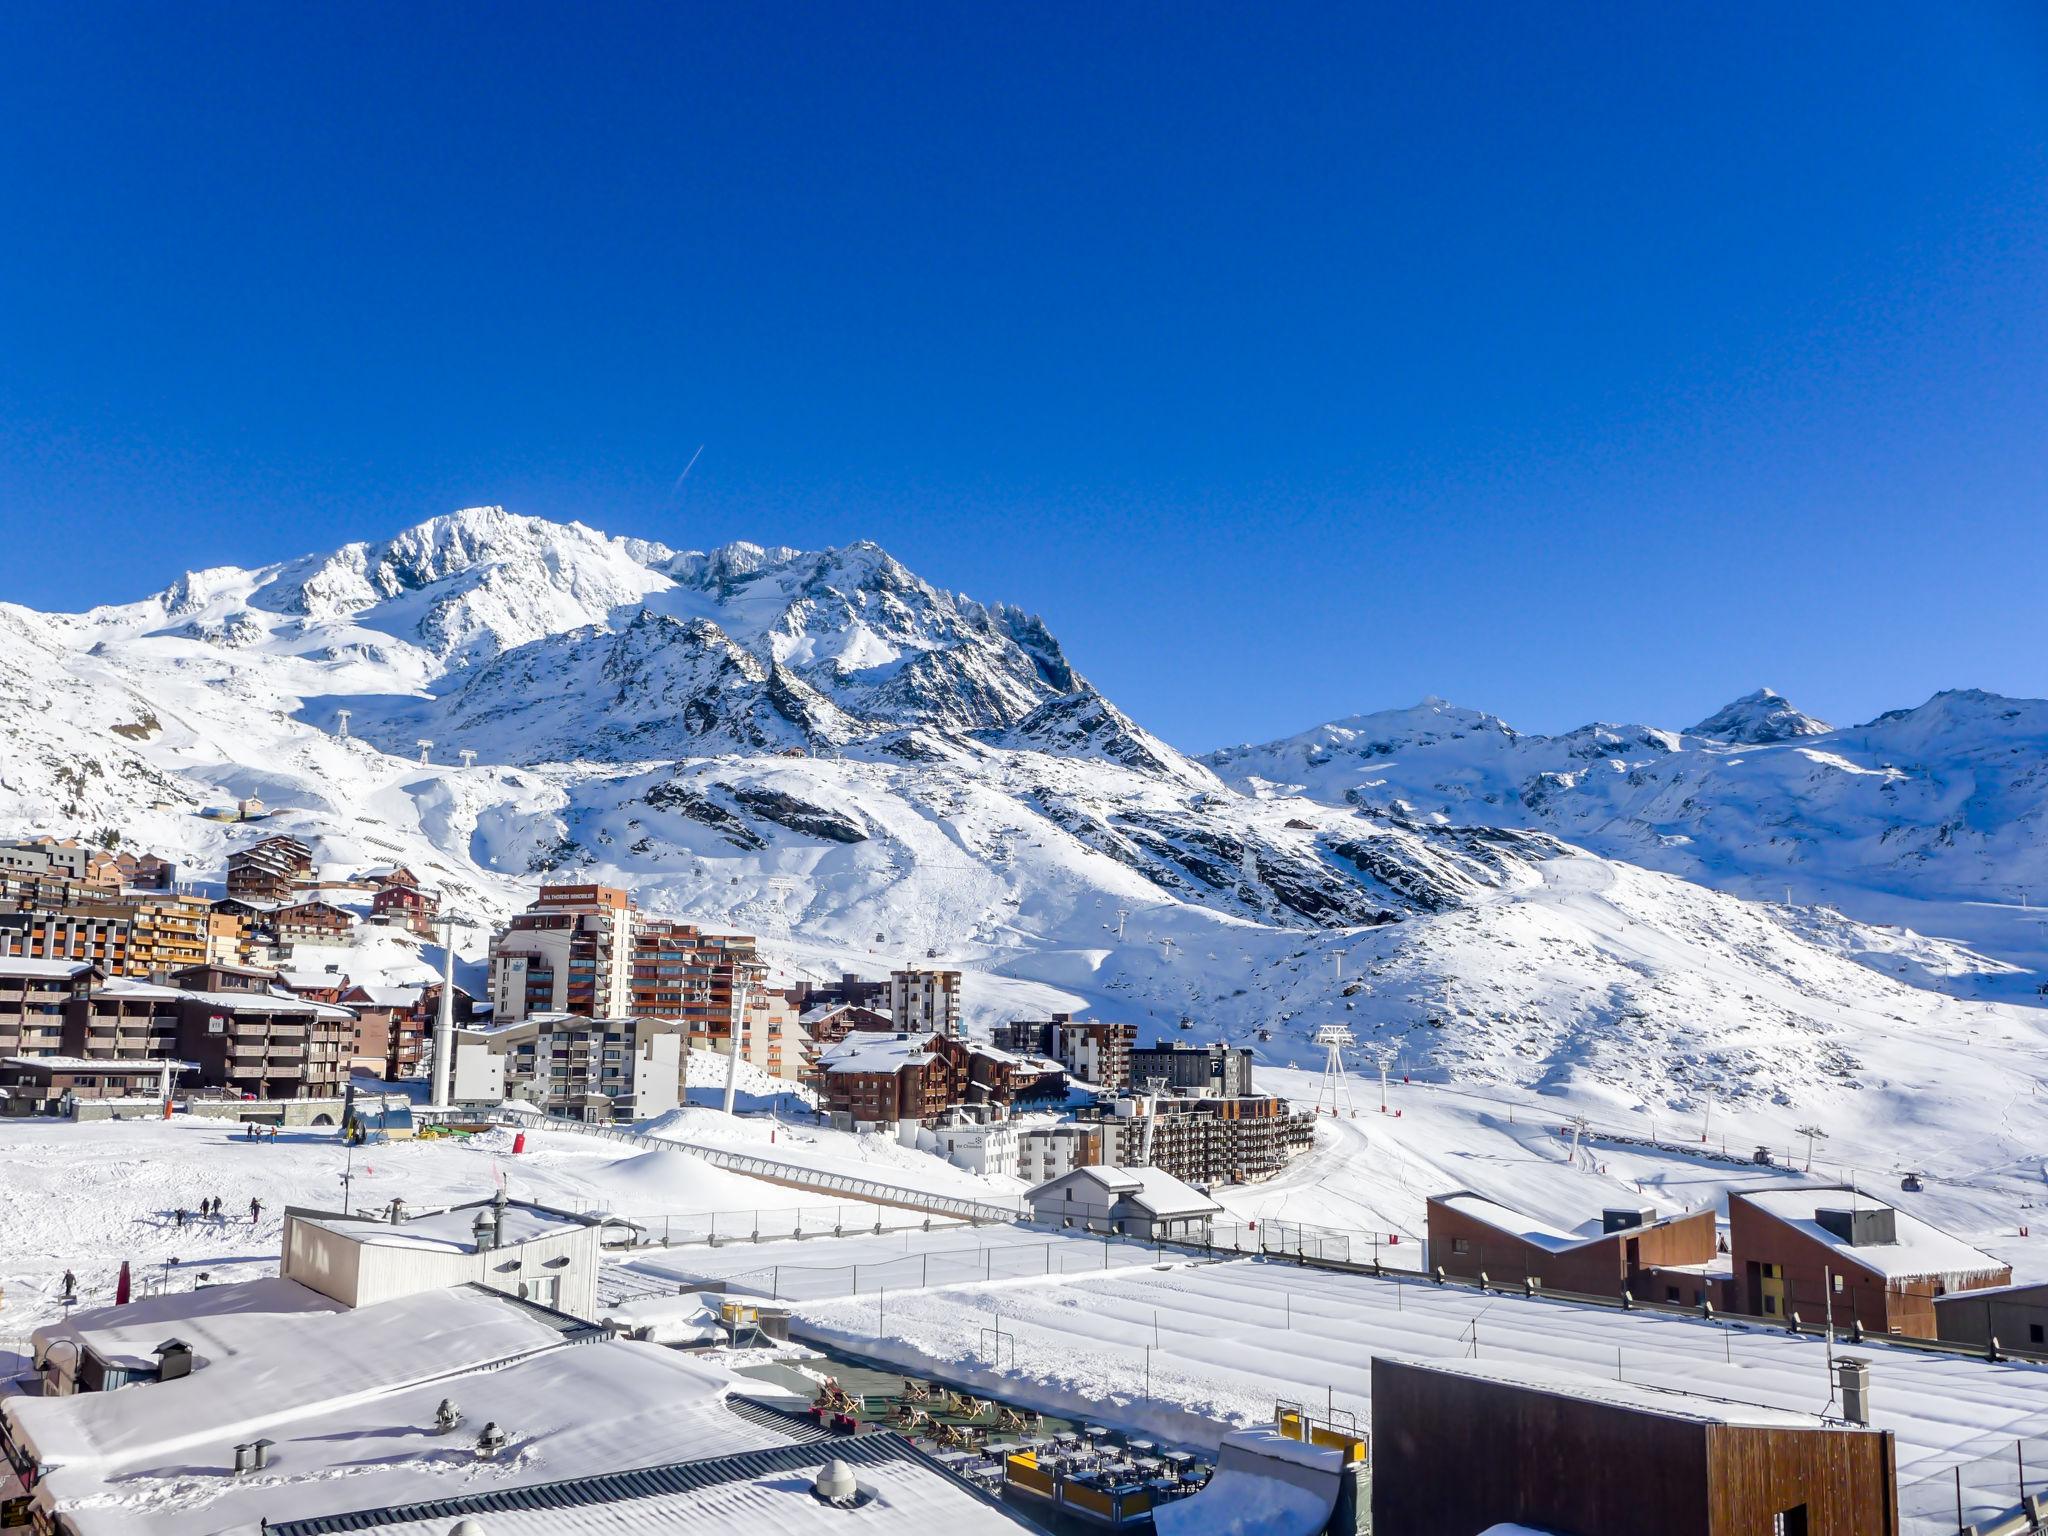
[928,1115,1020,1178]
[281,1194,612,1317]
[1016,1119,1103,1185]
[888,965,961,1037]
[1023,1164,1221,1243]
[447,1014,683,1122]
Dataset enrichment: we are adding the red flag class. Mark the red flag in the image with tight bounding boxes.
[115,1261,131,1306]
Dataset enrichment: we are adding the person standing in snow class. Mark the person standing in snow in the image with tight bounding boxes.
[250,1198,262,1224]
[174,1207,187,1228]
[60,1269,76,1300]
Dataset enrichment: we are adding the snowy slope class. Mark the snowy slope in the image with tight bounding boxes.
[1207,691,2048,995]
[0,508,2043,1158]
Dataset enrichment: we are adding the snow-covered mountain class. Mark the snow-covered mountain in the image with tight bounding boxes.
[4,508,2046,1137]
[1206,690,2048,992]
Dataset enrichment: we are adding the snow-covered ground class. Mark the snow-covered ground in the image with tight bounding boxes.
[1218,1066,2048,1281]
[0,1116,888,1346]
[604,1222,1167,1306]
[793,1254,2048,1506]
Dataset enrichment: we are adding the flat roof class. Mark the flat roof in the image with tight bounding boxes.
[274,1433,1039,1536]
[27,1276,344,1376]
[1,1056,195,1073]
[33,1337,797,1536]
[8,1283,560,1474]
[295,1200,592,1254]
[1381,1354,1843,1430]
[0,958,96,979]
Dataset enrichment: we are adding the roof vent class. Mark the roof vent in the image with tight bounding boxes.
[475,1422,508,1459]
[449,1521,488,1536]
[812,1458,871,1508]
[1816,1206,1896,1247]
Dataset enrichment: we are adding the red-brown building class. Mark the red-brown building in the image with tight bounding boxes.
[226,836,315,904]
[1728,1188,2011,1337]
[273,900,355,947]
[1426,1192,1731,1306]
[369,878,438,938]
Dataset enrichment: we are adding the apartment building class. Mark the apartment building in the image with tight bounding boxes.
[114,892,210,972]
[630,919,758,1038]
[452,1013,683,1122]
[817,1031,1060,1128]
[0,907,132,973]
[1093,1093,1314,1185]
[226,836,315,904]
[0,838,119,888]
[1132,1040,1256,1098]
[369,879,438,938]
[488,885,635,1023]
[818,1033,951,1125]
[59,963,353,1100]
[273,899,355,948]
[992,1013,1136,1089]
[888,966,962,1036]
[0,957,101,1058]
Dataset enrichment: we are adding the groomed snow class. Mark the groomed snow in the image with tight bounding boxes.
[792,1254,2048,1481]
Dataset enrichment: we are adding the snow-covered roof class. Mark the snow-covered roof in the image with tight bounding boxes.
[8,1283,561,1474]
[32,1337,800,1536]
[27,1277,343,1376]
[276,969,348,990]
[1382,1354,1843,1429]
[344,983,422,1008]
[291,1432,1037,1536]
[1034,1164,1220,1219]
[295,1200,591,1255]
[1434,1193,1599,1253]
[1737,1188,2009,1284]
[1,1056,193,1073]
[819,1033,934,1073]
[0,957,96,980]
[1117,1165,1223,1219]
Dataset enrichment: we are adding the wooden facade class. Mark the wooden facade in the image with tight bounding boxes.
[1427,1194,1727,1303]
[1727,1191,2010,1338]
[1370,1356,1899,1536]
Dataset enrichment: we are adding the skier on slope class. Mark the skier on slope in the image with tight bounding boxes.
[249,1197,262,1224]
[60,1269,76,1300]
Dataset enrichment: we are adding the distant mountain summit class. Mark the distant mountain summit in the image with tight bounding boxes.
[1,505,2043,1120]
[1688,688,1831,744]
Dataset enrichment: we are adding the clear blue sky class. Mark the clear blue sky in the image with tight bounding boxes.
[4,5,2046,750]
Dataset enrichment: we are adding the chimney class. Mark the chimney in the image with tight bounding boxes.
[471,1208,495,1253]
[1834,1356,1871,1425]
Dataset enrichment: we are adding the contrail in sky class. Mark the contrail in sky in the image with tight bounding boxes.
[670,444,705,497]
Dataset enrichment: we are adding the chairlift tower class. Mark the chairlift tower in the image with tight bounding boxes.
[334,709,351,740]
[458,748,477,769]
[415,739,434,766]
[1312,1024,1359,1118]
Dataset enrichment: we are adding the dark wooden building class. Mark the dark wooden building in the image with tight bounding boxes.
[1370,1355,1899,1536]
[1426,1192,1732,1305]
[1728,1188,2010,1338]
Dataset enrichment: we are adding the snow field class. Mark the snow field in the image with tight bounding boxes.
[794,1253,2048,1484]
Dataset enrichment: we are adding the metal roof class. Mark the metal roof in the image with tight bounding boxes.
[265,1427,1008,1535]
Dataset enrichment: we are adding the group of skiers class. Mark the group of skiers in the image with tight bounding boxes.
[168,1197,262,1228]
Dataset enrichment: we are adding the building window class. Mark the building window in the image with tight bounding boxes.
[1452,1238,1469,1255]
[2031,1323,2045,1345]
[1774,1506,1808,1536]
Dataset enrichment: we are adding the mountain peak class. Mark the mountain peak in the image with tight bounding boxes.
[1687,688,1831,744]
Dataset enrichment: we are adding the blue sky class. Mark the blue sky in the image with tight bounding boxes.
[3,5,2045,750]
